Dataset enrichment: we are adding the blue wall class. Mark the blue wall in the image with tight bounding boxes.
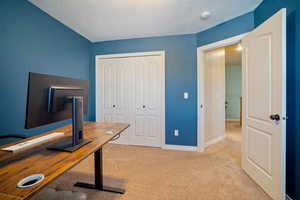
[91,12,256,147]
[197,12,255,47]
[92,35,198,146]
[0,0,93,139]
[254,0,300,199]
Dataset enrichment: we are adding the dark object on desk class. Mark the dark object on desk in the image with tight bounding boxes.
[0,134,27,139]
[25,72,91,152]
[0,134,27,146]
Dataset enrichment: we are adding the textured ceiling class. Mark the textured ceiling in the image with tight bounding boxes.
[29,0,262,42]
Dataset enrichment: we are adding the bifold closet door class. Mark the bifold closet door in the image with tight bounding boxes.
[132,56,163,147]
[97,57,134,145]
[96,54,164,147]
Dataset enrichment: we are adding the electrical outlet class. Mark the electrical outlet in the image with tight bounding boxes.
[174,129,179,136]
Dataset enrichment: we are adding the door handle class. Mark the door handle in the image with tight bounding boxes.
[270,114,280,121]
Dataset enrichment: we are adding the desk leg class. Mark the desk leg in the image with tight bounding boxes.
[74,148,125,194]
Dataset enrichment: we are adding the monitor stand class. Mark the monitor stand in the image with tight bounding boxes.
[48,96,92,152]
[47,136,92,152]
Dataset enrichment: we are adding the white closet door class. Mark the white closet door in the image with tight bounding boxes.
[115,57,135,114]
[131,56,163,147]
[97,58,134,145]
[103,59,117,114]
[96,52,165,147]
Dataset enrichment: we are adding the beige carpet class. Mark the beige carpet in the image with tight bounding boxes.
[42,123,271,200]
[226,121,242,142]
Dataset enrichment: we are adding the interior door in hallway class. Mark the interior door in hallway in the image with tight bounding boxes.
[242,9,286,200]
[204,48,226,145]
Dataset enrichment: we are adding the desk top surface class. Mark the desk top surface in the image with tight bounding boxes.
[0,122,129,200]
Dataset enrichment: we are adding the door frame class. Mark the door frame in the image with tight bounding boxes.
[197,33,248,152]
[95,51,166,147]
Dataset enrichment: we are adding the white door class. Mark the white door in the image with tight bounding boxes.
[97,57,134,144]
[204,48,226,145]
[242,9,286,200]
[131,56,164,147]
[96,52,165,147]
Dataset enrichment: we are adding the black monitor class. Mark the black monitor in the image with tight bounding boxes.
[25,72,92,152]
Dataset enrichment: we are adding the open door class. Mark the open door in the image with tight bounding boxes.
[204,48,225,145]
[242,9,286,200]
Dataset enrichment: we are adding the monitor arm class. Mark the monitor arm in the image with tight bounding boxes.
[47,87,92,152]
[66,96,84,146]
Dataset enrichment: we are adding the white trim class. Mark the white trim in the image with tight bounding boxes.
[95,51,166,147]
[95,51,164,59]
[286,195,293,200]
[162,145,198,152]
[197,33,249,152]
[204,135,225,148]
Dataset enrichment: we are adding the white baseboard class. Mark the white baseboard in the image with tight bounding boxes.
[205,135,225,148]
[162,145,198,152]
[286,195,293,200]
[198,146,205,152]
[109,142,197,152]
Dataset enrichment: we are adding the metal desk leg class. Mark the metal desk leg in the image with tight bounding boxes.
[74,148,125,194]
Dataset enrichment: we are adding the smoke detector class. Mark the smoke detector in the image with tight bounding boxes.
[200,11,211,20]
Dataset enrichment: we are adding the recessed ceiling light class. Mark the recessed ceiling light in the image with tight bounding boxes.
[200,11,211,20]
[236,44,243,51]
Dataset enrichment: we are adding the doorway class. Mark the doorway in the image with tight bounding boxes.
[225,43,242,143]
[201,42,243,148]
[197,33,247,152]
[197,9,286,200]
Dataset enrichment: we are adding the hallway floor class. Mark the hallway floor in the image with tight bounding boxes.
[39,123,271,200]
[225,120,242,142]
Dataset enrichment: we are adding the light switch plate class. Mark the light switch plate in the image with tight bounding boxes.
[184,92,189,99]
[174,129,179,136]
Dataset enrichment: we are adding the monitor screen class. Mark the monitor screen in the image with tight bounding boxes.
[25,72,88,129]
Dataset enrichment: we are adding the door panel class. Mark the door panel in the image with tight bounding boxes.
[103,59,117,111]
[247,127,272,175]
[248,34,272,121]
[242,9,286,200]
[135,56,162,115]
[132,115,161,147]
[115,58,135,113]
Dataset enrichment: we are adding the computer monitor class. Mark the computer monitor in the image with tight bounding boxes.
[25,72,91,152]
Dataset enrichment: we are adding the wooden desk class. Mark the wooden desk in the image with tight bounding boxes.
[0,122,129,200]
[0,193,22,200]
